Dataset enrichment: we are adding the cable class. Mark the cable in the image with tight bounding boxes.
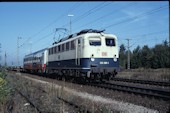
[60,2,111,28]
[77,2,136,30]
[16,2,110,59]
[123,30,168,47]
[72,2,111,23]
[101,5,169,30]
[19,2,82,48]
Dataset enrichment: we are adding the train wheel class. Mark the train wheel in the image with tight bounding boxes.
[106,74,112,81]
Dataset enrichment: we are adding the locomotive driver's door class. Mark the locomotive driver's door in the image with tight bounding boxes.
[76,38,81,65]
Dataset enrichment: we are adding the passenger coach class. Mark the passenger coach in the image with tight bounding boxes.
[23,48,48,73]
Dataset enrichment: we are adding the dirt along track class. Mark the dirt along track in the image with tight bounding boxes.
[6,72,85,113]
[6,71,170,113]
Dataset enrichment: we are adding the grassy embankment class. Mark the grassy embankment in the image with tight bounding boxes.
[0,70,11,112]
[117,68,170,81]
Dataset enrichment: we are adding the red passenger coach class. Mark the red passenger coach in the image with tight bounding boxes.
[23,48,48,73]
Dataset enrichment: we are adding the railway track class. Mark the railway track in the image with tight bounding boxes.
[89,81,170,101]
[15,87,89,113]
[9,71,170,101]
[10,70,169,87]
[15,88,42,113]
[112,78,170,86]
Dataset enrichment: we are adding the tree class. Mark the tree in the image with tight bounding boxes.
[119,44,127,69]
[131,45,142,68]
[140,45,153,68]
[152,40,170,68]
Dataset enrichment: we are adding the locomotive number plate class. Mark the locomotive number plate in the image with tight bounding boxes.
[102,52,107,56]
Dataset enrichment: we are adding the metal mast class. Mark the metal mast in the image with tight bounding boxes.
[17,37,21,67]
[126,39,131,69]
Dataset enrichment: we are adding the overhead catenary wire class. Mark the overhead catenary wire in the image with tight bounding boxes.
[129,31,168,48]
[17,2,110,55]
[8,2,109,61]
[119,30,168,49]
[101,5,169,30]
[19,2,110,50]
[25,2,112,48]
[60,2,112,29]
[72,2,111,23]
[76,2,136,31]
[9,2,82,59]
[19,2,82,48]
[7,3,169,66]
[131,37,168,48]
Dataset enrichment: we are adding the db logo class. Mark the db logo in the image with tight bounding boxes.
[102,52,107,56]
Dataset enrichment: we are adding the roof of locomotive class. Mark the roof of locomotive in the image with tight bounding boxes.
[52,29,107,45]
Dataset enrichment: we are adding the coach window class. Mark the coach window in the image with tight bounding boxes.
[53,47,55,54]
[51,48,53,54]
[48,49,50,55]
[71,40,75,50]
[78,38,81,45]
[58,45,61,52]
[50,48,52,54]
[62,44,65,52]
[89,37,101,46]
[66,42,69,51]
[55,46,58,53]
[53,47,56,54]
[105,38,115,46]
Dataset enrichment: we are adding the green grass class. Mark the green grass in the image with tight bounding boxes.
[0,71,11,107]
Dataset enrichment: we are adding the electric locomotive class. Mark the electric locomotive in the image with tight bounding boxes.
[47,29,119,81]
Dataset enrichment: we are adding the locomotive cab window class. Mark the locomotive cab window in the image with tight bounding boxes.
[105,38,115,46]
[89,37,101,46]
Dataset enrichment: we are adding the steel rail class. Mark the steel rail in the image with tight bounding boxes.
[15,88,42,113]
[112,78,170,86]
[15,87,90,113]
[89,82,170,100]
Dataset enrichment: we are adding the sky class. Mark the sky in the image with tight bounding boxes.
[0,1,169,66]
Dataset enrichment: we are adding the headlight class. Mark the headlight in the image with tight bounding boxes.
[91,54,95,61]
[91,58,95,61]
[113,54,117,62]
[113,58,117,62]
